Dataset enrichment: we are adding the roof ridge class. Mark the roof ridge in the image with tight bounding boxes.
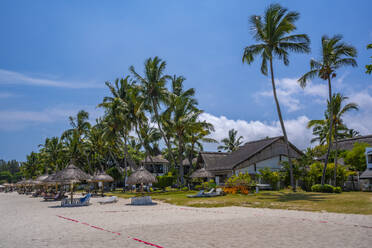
[338,135,372,142]
[243,136,283,145]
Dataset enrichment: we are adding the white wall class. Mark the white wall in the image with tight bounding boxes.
[234,155,285,175]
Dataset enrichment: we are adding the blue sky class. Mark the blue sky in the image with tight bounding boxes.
[0,0,371,161]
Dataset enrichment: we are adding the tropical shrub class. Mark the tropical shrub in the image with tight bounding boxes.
[311,184,342,193]
[258,168,281,190]
[342,142,369,171]
[153,172,176,190]
[223,173,254,195]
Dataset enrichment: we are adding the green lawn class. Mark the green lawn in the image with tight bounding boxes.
[108,190,372,215]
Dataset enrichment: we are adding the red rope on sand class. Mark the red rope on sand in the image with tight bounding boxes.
[56,215,164,247]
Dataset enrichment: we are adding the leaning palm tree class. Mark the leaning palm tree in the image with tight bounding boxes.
[242,4,310,190]
[299,35,357,185]
[218,129,244,152]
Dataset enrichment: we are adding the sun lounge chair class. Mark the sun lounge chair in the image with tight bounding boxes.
[209,188,225,197]
[98,196,118,205]
[61,193,91,207]
[187,190,205,198]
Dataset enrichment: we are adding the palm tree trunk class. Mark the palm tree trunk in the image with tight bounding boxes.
[333,136,338,186]
[322,77,333,186]
[123,137,128,192]
[152,101,177,167]
[178,136,184,186]
[269,58,296,191]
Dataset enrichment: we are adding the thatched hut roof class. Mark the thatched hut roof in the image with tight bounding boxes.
[334,135,372,150]
[127,167,157,185]
[191,168,214,178]
[182,158,197,166]
[50,163,92,183]
[90,172,114,182]
[35,174,50,183]
[141,155,169,164]
[360,169,372,179]
[210,136,303,171]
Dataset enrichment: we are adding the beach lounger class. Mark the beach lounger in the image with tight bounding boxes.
[187,190,205,198]
[61,193,91,207]
[209,188,225,197]
[98,196,118,205]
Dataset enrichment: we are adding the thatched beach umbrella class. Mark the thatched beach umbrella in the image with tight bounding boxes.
[90,172,114,196]
[36,174,49,182]
[191,168,213,179]
[51,163,92,203]
[127,167,157,191]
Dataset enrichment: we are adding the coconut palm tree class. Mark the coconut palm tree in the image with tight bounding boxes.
[307,93,358,185]
[129,57,177,166]
[299,35,357,185]
[62,110,91,140]
[329,93,358,185]
[218,129,244,152]
[38,137,63,173]
[242,4,310,190]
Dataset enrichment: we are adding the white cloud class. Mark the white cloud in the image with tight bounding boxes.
[258,78,327,112]
[0,69,103,89]
[343,90,372,135]
[200,112,313,150]
[0,105,103,131]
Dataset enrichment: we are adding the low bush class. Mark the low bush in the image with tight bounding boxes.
[181,186,189,191]
[311,184,342,193]
[153,173,176,190]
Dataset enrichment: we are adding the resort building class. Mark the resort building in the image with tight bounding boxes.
[196,136,303,185]
[141,155,169,176]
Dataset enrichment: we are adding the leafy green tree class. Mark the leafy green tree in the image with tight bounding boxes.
[299,35,357,185]
[343,142,369,172]
[217,129,244,152]
[242,4,310,191]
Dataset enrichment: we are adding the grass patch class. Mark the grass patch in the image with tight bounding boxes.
[107,190,372,215]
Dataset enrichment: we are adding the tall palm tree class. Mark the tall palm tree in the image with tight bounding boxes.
[328,93,358,185]
[218,129,244,152]
[307,93,358,185]
[242,4,310,190]
[129,57,177,166]
[100,76,134,187]
[38,137,63,173]
[299,35,357,185]
[62,110,91,140]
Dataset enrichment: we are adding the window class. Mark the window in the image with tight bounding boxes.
[368,154,372,164]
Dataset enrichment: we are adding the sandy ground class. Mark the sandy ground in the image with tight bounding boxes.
[0,192,371,248]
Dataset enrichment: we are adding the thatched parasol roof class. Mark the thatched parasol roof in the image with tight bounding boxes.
[191,168,213,178]
[24,179,35,185]
[35,174,50,182]
[127,167,157,185]
[90,172,114,182]
[50,163,92,183]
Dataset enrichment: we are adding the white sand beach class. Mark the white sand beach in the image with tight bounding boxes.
[0,193,371,248]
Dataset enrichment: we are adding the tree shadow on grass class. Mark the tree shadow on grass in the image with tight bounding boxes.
[257,192,328,202]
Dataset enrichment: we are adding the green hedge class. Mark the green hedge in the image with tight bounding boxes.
[311,184,342,193]
[153,173,176,190]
